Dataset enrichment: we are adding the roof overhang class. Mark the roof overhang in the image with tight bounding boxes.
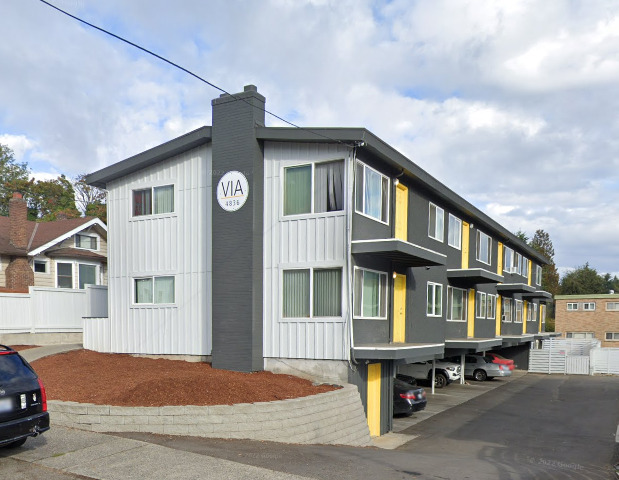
[28,218,108,257]
[534,332,562,340]
[444,338,503,353]
[351,239,446,268]
[521,291,553,302]
[499,334,535,347]
[447,269,504,287]
[352,343,444,361]
[496,283,537,294]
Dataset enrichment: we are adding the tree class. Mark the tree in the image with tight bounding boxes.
[27,175,80,221]
[560,263,607,295]
[529,229,560,331]
[602,273,619,294]
[514,229,529,243]
[0,143,30,216]
[73,174,106,222]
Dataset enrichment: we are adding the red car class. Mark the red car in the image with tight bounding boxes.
[482,352,515,370]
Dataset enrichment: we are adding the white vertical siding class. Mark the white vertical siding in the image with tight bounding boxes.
[264,142,351,361]
[106,145,212,355]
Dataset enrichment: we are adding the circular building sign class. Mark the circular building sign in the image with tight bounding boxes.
[216,171,249,212]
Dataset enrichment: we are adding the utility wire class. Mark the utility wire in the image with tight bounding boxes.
[38,0,358,148]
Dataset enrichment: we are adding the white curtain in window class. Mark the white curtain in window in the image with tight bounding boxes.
[450,287,465,320]
[313,269,342,316]
[283,270,310,317]
[154,276,175,303]
[154,185,174,214]
[135,278,153,303]
[314,161,344,213]
[363,270,380,317]
[364,168,382,220]
[284,166,311,215]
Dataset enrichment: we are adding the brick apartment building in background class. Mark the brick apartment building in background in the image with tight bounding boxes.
[555,294,619,347]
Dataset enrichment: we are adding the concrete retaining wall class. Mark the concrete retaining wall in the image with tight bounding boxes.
[48,384,372,447]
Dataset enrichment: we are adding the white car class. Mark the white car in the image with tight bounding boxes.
[398,360,461,388]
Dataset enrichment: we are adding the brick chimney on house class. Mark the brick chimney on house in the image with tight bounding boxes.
[5,192,34,292]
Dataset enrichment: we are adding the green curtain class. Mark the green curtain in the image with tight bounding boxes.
[154,185,174,214]
[78,264,96,289]
[284,166,311,215]
[283,270,310,317]
[154,276,175,303]
[135,278,153,303]
[313,269,342,316]
[362,271,380,317]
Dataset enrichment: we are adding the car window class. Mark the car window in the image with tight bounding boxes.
[0,354,37,383]
[482,356,493,363]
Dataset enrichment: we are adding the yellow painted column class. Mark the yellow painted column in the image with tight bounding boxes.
[462,222,470,269]
[393,274,406,343]
[395,184,408,241]
[527,260,532,286]
[522,301,528,334]
[367,363,381,437]
[495,295,502,336]
[497,242,503,275]
[467,289,475,337]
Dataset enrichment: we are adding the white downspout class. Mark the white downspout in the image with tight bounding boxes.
[347,146,358,368]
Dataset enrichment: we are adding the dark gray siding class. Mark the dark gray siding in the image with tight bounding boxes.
[407,267,448,344]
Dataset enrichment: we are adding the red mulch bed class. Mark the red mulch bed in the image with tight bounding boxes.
[31,349,339,407]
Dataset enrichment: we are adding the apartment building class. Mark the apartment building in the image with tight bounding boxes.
[555,294,619,347]
[85,85,551,436]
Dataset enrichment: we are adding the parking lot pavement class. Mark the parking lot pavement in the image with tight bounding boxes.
[392,370,528,433]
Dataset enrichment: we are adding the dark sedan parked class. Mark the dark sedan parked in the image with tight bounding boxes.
[393,376,427,416]
[0,345,49,448]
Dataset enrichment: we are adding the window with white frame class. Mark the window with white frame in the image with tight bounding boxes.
[487,294,497,320]
[75,234,97,250]
[78,264,98,289]
[504,247,514,274]
[355,162,389,223]
[606,302,619,311]
[535,265,542,285]
[540,304,547,324]
[567,303,579,311]
[521,256,529,278]
[427,282,443,317]
[353,268,388,319]
[582,302,596,311]
[428,203,444,242]
[134,276,175,304]
[502,298,512,322]
[284,161,344,216]
[513,252,522,275]
[605,332,619,341]
[514,299,523,323]
[57,262,73,288]
[528,302,538,322]
[476,291,487,318]
[448,214,462,249]
[283,268,342,318]
[476,231,492,265]
[133,185,174,216]
[33,259,48,274]
[447,286,467,321]
[566,332,594,339]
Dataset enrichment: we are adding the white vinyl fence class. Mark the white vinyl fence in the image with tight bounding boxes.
[529,338,619,375]
[0,285,107,334]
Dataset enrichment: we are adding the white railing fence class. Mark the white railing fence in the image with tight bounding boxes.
[529,338,619,375]
[0,285,107,334]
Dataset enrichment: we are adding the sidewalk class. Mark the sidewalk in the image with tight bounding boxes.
[20,344,82,363]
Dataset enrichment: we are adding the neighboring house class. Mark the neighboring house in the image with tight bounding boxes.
[555,294,619,347]
[86,85,552,436]
[0,193,108,291]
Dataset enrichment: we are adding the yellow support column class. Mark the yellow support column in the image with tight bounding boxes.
[522,301,528,334]
[367,363,381,437]
[496,295,502,336]
[528,260,533,286]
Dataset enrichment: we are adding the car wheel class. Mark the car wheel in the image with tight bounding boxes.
[473,369,487,382]
[3,438,27,449]
[434,373,448,388]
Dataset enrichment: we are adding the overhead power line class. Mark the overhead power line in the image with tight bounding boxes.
[38,0,357,148]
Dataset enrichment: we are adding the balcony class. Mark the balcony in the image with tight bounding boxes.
[351,239,446,268]
[496,283,536,294]
[446,268,503,288]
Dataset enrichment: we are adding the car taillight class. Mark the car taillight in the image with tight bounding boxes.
[400,393,417,399]
[499,365,503,370]
[38,379,47,412]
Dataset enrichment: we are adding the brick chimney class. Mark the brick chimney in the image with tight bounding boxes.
[9,192,28,250]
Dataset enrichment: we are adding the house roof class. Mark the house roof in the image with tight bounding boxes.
[0,216,106,257]
[85,124,548,265]
[45,247,107,262]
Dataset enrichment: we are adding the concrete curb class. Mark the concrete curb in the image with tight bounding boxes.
[48,383,372,447]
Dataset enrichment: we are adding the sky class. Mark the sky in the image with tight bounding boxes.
[1,0,619,277]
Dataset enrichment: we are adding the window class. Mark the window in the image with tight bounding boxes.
[476,291,487,318]
[566,332,594,339]
[355,162,389,223]
[34,260,47,273]
[428,203,444,242]
[476,231,491,265]
[75,234,97,250]
[582,302,596,311]
[448,214,462,249]
[487,294,497,320]
[535,265,542,285]
[521,257,529,278]
[513,252,522,275]
[606,302,619,311]
[567,303,579,311]
[134,276,175,304]
[447,286,467,321]
[605,332,619,341]
[502,298,512,322]
[78,264,97,289]
[284,161,344,215]
[504,247,514,274]
[283,268,342,318]
[514,300,523,323]
[540,304,546,324]
[427,282,443,317]
[133,185,174,216]
[528,302,538,322]
[57,262,73,288]
[353,268,387,319]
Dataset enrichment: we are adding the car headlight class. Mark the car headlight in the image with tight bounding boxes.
[446,367,455,371]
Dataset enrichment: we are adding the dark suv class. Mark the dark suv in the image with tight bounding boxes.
[0,345,49,448]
